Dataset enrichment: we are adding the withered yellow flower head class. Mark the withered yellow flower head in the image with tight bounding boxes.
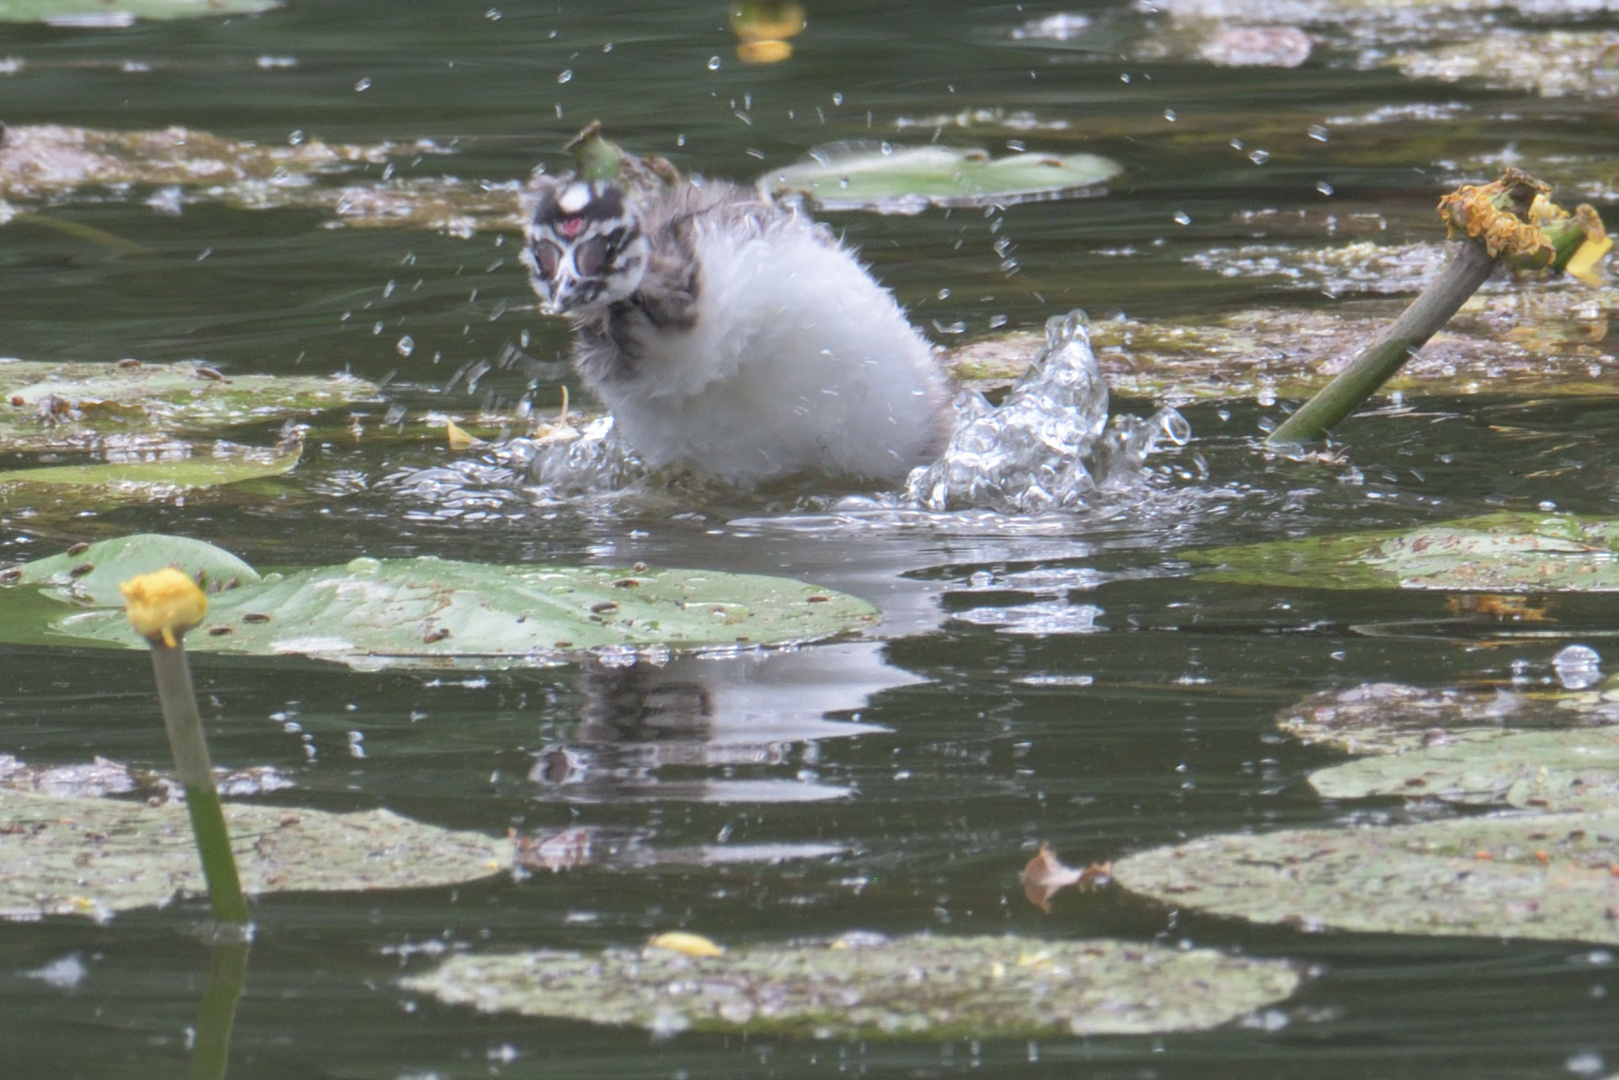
[120,567,207,647]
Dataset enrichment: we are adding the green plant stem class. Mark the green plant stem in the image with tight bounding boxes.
[187,941,250,1080]
[150,641,249,926]
[1266,238,1498,447]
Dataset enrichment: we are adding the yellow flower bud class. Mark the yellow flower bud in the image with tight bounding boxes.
[120,567,208,647]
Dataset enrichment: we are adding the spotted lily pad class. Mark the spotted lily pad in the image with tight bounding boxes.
[1191,512,1619,592]
[1,360,378,454]
[0,0,276,23]
[401,934,1299,1038]
[762,143,1122,214]
[1310,726,1619,812]
[0,534,879,668]
[0,786,509,922]
[1114,811,1619,945]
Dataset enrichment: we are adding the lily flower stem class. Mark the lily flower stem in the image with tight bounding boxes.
[187,941,250,1080]
[1265,237,1497,448]
[149,640,250,927]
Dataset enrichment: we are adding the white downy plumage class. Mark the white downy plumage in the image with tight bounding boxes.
[523,173,952,485]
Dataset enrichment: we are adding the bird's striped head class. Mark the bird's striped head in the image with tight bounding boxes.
[522,176,649,316]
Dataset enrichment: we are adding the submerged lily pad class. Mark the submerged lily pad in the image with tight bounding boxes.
[1192,512,1619,592]
[1394,29,1619,99]
[0,0,276,23]
[402,934,1299,1038]
[0,439,300,500]
[1115,811,1619,945]
[948,283,1619,403]
[0,533,879,668]
[1,360,378,454]
[1310,726,1619,812]
[762,143,1122,214]
[0,786,508,922]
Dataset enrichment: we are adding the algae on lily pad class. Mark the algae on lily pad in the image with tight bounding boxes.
[0,786,509,922]
[0,533,879,668]
[762,142,1121,214]
[1192,512,1619,592]
[1309,726,1619,812]
[948,281,1619,403]
[0,0,276,23]
[1114,810,1619,945]
[1276,682,1580,756]
[1,360,378,454]
[402,934,1299,1038]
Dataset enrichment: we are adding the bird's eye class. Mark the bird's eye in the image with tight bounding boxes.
[534,241,561,278]
[573,237,610,278]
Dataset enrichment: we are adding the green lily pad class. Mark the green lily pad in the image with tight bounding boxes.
[1191,512,1619,592]
[1114,811,1619,945]
[761,143,1122,214]
[1310,726,1619,812]
[947,284,1619,403]
[0,533,879,668]
[0,440,300,501]
[1,360,378,454]
[9,533,260,604]
[0,786,508,922]
[0,0,276,23]
[401,934,1299,1038]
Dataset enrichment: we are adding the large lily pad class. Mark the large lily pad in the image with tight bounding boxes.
[0,786,508,922]
[762,142,1122,214]
[1,360,378,454]
[0,0,275,23]
[947,284,1619,403]
[1192,512,1619,592]
[401,934,1299,1038]
[1114,811,1619,945]
[0,534,879,668]
[1310,726,1619,812]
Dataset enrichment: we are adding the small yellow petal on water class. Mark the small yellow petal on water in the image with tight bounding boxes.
[1566,233,1613,285]
[120,567,207,646]
[647,931,725,958]
[446,419,481,450]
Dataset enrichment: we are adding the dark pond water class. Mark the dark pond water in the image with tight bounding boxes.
[3,1,1619,1076]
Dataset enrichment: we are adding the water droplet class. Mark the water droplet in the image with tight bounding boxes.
[707,56,722,70]
[1228,137,1244,150]
[1119,72,1130,83]
[485,7,501,18]
[287,129,304,146]
[557,69,573,84]
[602,42,613,53]
[989,314,1008,328]
[937,288,951,299]
[831,91,843,106]
[1248,148,1270,164]
[1316,180,1334,195]
[372,321,384,336]
[396,335,415,357]
[354,77,372,92]
[1173,211,1192,225]
[1163,108,1177,121]
[1307,124,1329,141]
[880,141,893,155]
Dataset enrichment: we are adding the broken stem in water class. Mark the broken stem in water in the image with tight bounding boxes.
[1267,168,1610,448]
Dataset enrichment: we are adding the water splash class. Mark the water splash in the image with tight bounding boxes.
[906,310,1189,513]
